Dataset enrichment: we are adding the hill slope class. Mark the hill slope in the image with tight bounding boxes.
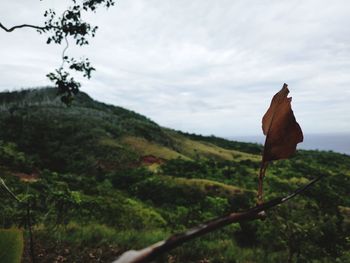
[0,88,349,263]
[0,88,260,174]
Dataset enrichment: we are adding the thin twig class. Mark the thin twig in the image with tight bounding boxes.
[0,22,47,32]
[59,10,70,70]
[0,177,21,202]
[60,36,69,69]
[113,174,325,263]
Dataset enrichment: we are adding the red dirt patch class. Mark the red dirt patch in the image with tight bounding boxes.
[13,172,39,182]
[141,155,164,165]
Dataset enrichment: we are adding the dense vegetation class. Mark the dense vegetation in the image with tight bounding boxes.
[0,88,349,262]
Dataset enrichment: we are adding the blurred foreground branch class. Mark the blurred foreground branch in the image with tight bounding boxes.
[114,174,325,263]
[0,177,36,263]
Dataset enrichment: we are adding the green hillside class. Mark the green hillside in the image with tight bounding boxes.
[0,88,349,263]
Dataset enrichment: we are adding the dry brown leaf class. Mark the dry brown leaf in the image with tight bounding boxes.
[258,83,303,203]
[262,83,303,162]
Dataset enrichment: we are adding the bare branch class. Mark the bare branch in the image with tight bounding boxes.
[113,174,325,263]
[0,22,47,32]
[0,177,21,202]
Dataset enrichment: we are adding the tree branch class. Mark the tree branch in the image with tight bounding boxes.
[0,22,47,32]
[113,174,325,263]
[0,177,21,202]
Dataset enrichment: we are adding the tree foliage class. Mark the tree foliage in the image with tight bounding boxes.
[0,0,115,104]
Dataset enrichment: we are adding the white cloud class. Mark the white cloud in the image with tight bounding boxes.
[1,0,350,136]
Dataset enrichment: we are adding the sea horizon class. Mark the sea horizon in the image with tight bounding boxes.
[229,133,350,156]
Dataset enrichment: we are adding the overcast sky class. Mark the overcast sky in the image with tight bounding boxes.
[1,0,350,137]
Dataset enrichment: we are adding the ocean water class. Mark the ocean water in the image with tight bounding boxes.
[229,134,350,156]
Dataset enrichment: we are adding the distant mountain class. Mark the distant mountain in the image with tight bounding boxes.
[0,87,263,174]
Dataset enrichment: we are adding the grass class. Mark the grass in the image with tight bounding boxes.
[121,134,260,164]
[121,136,190,160]
[43,222,170,250]
[33,223,170,263]
[0,228,23,263]
[171,177,245,198]
[99,137,124,149]
[36,222,268,263]
[173,134,260,162]
[167,232,268,263]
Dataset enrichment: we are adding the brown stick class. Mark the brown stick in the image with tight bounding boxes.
[113,174,325,263]
[257,162,268,204]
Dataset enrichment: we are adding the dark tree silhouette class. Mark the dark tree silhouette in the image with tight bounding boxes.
[0,0,115,104]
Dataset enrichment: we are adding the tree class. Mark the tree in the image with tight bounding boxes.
[0,0,115,104]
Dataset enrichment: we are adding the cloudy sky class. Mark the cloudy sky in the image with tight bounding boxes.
[1,0,350,137]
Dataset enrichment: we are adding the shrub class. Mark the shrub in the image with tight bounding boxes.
[0,228,24,263]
